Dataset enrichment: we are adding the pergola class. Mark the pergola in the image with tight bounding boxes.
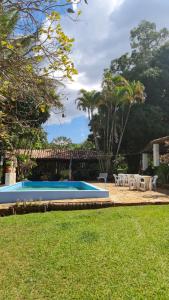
[142,136,169,170]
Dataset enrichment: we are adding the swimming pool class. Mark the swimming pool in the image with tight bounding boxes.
[0,181,109,203]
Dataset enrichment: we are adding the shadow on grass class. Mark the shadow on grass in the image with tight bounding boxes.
[79,231,99,243]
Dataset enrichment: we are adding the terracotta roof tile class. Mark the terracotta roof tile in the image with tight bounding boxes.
[8,149,104,160]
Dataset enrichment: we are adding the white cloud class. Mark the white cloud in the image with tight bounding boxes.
[47,0,125,125]
[47,0,169,125]
[46,87,86,125]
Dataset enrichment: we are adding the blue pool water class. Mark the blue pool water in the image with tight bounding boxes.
[0,181,109,203]
[0,181,98,191]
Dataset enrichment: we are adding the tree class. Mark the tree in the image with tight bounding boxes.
[76,89,99,121]
[51,136,72,149]
[0,7,61,149]
[109,20,169,171]
[77,72,145,172]
[111,20,169,77]
[0,1,88,150]
[1,1,87,80]
[11,128,49,150]
[130,20,169,67]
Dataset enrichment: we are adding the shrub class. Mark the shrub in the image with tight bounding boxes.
[155,164,169,184]
[16,154,37,181]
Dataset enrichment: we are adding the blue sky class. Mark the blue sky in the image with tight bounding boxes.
[44,116,90,143]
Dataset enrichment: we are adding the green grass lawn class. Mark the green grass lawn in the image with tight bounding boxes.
[1,206,169,300]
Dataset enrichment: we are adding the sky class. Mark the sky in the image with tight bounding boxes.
[44,0,169,143]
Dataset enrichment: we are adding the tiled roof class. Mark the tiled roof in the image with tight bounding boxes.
[160,154,169,163]
[143,136,169,152]
[9,149,104,160]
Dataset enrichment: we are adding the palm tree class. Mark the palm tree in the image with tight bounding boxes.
[76,89,104,169]
[115,80,145,157]
[52,136,72,149]
[75,89,100,121]
[93,72,145,171]
[76,73,145,172]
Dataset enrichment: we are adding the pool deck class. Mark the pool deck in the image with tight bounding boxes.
[1,182,169,210]
[97,183,169,205]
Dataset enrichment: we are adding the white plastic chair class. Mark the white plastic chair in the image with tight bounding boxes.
[113,174,120,186]
[129,175,141,190]
[140,176,157,191]
[97,173,108,183]
[139,178,146,191]
[118,174,126,186]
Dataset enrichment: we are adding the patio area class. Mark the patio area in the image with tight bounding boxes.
[95,182,169,205]
[1,182,169,214]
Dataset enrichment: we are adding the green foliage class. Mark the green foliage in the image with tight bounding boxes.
[0,6,63,149]
[0,1,88,149]
[155,164,169,184]
[76,89,100,120]
[51,136,73,149]
[5,160,12,167]
[130,20,169,66]
[79,72,145,172]
[1,1,82,79]
[110,20,169,168]
[16,154,37,181]
[80,140,95,150]
[60,169,69,180]
[50,137,95,150]
[113,155,128,173]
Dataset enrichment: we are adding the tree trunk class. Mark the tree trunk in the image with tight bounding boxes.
[115,104,131,159]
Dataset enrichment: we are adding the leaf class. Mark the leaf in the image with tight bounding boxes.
[1,41,7,46]
[7,44,14,50]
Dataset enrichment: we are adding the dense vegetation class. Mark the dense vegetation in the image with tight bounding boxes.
[1,206,169,299]
[50,136,95,150]
[0,1,86,150]
[111,20,169,156]
[77,20,169,172]
[1,1,169,177]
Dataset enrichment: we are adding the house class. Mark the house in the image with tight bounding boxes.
[3,149,105,184]
[142,136,169,170]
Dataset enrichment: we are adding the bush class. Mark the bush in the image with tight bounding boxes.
[155,164,169,184]
[73,169,90,181]
[60,169,69,180]
[5,160,13,167]
[16,154,37,181]
[113,155,128,174]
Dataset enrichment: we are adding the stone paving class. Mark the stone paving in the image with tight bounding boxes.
[1,182,169,209]
[95,182,169,204]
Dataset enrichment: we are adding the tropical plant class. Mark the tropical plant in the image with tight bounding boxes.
[114,79,145,157]
[76,89,100,121]
[83,72,145,171]
[51,136,72,149]
[0,7,62,149]
[0,1,88,150]
[113,155,128,174]
[1,1,87,80]
[16,154,37,181]
[155,164,169,185]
